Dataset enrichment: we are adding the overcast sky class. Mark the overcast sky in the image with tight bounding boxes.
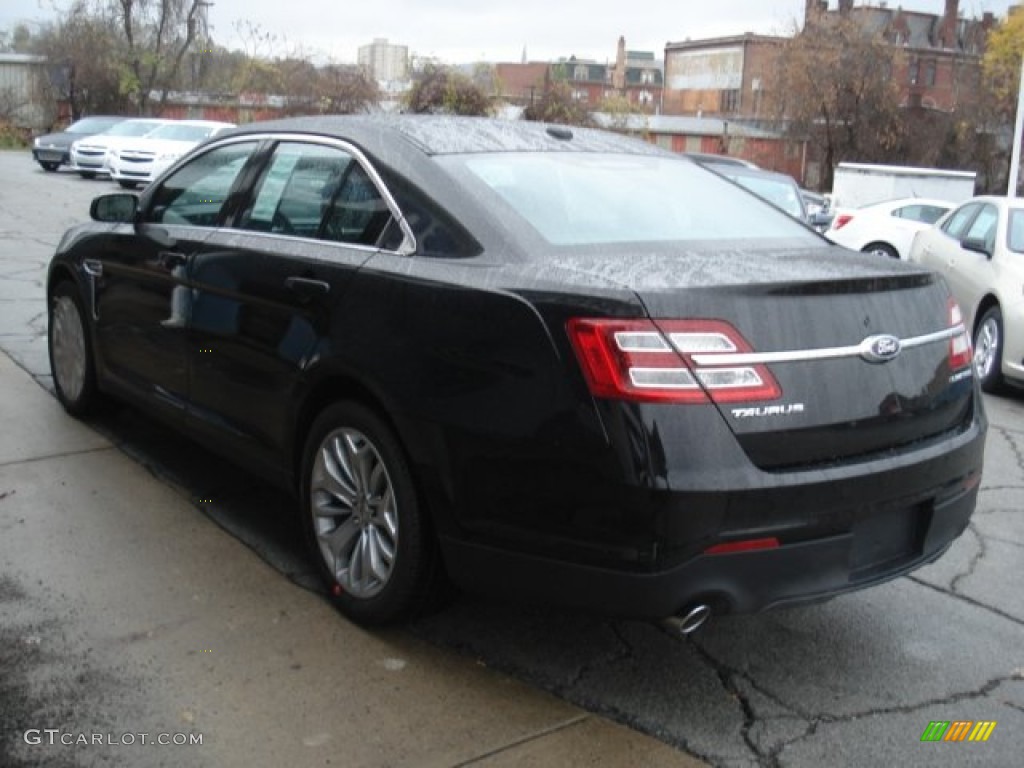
[2,0,1018,63]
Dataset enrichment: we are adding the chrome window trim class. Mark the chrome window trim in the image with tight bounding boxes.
[195,132,417,256]
[690,325,963,366]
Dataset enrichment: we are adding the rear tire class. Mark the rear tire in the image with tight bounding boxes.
[40,161,59,172]
[862,242,899,259]
[300,401,440,625]
[48,281,104,417]
[973,306,1005,393]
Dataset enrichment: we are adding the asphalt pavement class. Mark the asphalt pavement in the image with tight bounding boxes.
[2,151,1023,767]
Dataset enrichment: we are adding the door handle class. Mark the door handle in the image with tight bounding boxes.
[83,259,103,277]
[285,276,330,301]
[158,250,187,270]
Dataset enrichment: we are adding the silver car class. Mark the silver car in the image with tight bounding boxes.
[909,195,1024,391]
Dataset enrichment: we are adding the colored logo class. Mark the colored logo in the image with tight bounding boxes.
[920,721,997,742]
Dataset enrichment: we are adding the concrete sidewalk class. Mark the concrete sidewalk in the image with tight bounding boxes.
[0,349,705,768]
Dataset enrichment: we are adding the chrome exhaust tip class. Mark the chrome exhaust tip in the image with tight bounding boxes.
[662,603,712,636]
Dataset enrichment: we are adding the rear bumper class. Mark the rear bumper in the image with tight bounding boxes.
[442,479,975,619]
[440,411,985,620]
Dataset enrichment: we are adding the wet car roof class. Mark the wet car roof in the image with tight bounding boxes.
[218,115,667,157]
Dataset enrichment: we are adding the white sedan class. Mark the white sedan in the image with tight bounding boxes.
[108,120,235,188]
[69,118,172,178]
[826,197,953,259]
[908,195,1024,391]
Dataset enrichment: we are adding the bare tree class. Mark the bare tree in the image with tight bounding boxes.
[775,17,905,189]
[110,0,207,112]
[33,3,129,119]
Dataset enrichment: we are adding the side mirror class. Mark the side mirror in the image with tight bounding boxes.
[90,193,138,223]
[961,237,992,258]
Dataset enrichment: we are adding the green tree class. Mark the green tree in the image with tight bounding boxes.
[405,64,490,116]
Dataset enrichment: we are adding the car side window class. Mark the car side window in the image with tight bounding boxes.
[238,142,355,238]
[1009,210,1024,254]
[941,203,981,240]
[147,142,257,226]
[894,204,948,224]
[321,163,395,246]
[377,171,480,258]
[964,204,998,252]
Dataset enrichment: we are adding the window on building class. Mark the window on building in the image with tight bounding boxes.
[572,89,589,102]
[925,60,936,87]
[573,64,588,81]
[641,70,655,85]
[909,58,919,85]
[721,89,740,113]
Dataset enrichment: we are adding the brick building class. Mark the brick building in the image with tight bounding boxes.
[549,37,663,111]
[663,0,998,119]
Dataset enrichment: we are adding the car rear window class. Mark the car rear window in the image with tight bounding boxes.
[439,152,816,246]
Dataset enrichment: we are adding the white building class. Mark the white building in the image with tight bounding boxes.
[0,53,50,130]
[357,38,408,84]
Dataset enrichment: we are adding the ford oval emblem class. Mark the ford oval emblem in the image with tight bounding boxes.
[861,334,902,364]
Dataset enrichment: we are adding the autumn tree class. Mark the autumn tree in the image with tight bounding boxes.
[110,0,209,112]
[33,3,130,119]
[775,16,905,189]
[523,82,593,126]
[405,64,490,116]
[982,8,1024,191]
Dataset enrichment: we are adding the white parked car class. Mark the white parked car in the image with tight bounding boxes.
[69,118,173,179]
[908,195,1024,391]
[108,120,235,188]
[826,197,954,259]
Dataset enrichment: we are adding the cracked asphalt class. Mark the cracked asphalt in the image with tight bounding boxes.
[2,150,1023,767]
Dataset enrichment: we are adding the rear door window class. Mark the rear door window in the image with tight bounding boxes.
[238,141,394,246]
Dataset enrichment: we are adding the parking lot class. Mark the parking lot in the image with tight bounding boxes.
[1,150,1023,767]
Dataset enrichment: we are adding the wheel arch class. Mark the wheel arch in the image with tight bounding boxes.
[972,293,1000,337]
[861,241,898,258]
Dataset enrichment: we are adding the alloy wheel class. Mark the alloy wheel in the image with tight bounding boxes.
[310,428,399,599]
[51,295,87,403]
[974,315,999,381]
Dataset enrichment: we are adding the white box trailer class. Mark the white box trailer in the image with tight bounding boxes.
[831,162,976,208]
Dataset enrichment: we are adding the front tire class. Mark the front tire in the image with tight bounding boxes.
[40,161,59,172]
[300,402,439,625]
[974,306,1005,393]
[48,281,103,417]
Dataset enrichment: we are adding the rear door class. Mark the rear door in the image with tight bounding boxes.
[185,138,400,470]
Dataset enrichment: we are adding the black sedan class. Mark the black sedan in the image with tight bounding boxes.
[47,116,986,629]
[32,115,126,171]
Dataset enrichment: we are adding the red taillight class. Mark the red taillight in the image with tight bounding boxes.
[567,318,781,404]
[704,537,781,555]
[832,214,853,230]
[948,301,972,370]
